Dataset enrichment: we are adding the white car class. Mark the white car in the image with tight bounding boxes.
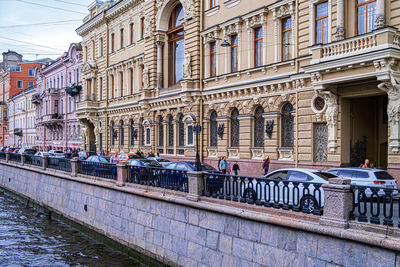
[48,150,64,158]
[34,151,53,157]
[241,168,337,213]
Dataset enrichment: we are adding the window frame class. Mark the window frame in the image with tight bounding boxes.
[111,33,115,53]
[129,23,134,44]
[140,18,145,40]
[210,111,218,147]
[355,0,376,35]
[281,17,293,61]
[314,1,329,44]
[120,28,124,49]
[254,106,265,148]
[17,80,23,89]
[230,34,238,72]
[210,42,217,77]
[209,0,217,9]
[281,103,294,148]
[230,108,239,147]
[254,27,263,67]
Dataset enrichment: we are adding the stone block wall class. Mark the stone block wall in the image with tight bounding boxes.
[0,163,399,266]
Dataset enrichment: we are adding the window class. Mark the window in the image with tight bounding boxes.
[231,108,239,147]
[111,33,115,53]
[28,69,34,76]
[111,75,114,98]
[168,116,174,147]
[99,38,103,56]
[159,117,164,147]
[120,28,124,49]
[254,27,263,67]
[210,42,216,77]
[120,72,124,97]
[168,4,185,86]
[315,2,329,44]
[130,68,134,94]
[356,0,376,35]
[85,46,88,61]
[54,100,59,115]
[231,34,238,72]
[210,0,217,9]
[28,81,34,88]
[282,17,292,60]
[130,23,134,44]
[187,125,193,146]
[178,114,184,147]
[111,121,115,146]
[92,40,95,59]
[146,128,151,145]
[140,18,145,40]
[17,80,23,89]
[281,103,294,147]
[120,121,124,146]
[254,106,264,148]
[99,77,103,100]
[130,120,135,146]
[210,111,217,147]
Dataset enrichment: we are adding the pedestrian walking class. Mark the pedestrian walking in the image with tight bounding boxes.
[263,156,270,175]
[232,161,240,176]
[360,158,374,168]
[217,156,222,171]
[110,152,119,164]
[227,161,231,175]
[219,156,228,174]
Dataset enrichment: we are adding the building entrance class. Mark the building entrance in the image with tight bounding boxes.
[349,95,388,169]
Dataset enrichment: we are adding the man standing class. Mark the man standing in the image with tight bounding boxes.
[232,161,240,176]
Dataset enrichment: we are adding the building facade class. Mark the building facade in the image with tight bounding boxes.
[0,60,40,146]
[7,87,37,147]
[32,43,83,151]
[76,0,400,177]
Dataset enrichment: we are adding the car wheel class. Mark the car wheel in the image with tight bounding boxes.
[301,195,318,213]
[243,188,257,201]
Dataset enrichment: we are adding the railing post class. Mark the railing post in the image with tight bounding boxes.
[71,158,79,177]
[187,171,204,202]
[116,163,128,187]
[5,152,10,162]
[21,152,26,165]
[42,155,49,170]
[319,177,353,229]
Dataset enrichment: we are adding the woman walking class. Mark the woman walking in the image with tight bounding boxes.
[263,156,270,175]
[219,156,228,174]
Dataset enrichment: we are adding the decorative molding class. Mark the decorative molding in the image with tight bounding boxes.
[227,148,240,159]
[323,90,338,152]
[207,147,218,158]
[250,148,264,160]
[277,147,294,161]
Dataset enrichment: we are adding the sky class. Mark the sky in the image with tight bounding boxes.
[0,0,94,61]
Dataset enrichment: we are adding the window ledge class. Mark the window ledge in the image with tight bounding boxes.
[117,48,125,54]
[127,43,136,50]
[224,0,240,8]
[137,39,144,45]
[205,6,220,16]
[109,52,116,57]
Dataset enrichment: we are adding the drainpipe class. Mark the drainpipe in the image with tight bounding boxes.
[43,72,46,151]
[295,0,299,168]
[104,10,110,154]
[61,57,68,151]
[199,0,204,162]
[1,74,5,146]
[24,90,27,146]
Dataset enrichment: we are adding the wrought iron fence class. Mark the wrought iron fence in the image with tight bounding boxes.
[9,153,21,163]
[25,155,43,167]
[129,166,188,192]
[0,152,5,160]
[80,160,117,180]
[203,173,324,215]
[350,185,399,227]
[47,157,72,172]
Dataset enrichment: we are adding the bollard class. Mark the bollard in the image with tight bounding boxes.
[21,152,26,165]
[71,157,79,177]
[42,154,49,170]
[5,151,10,162]
[116,163,128,187]
[319,177,353,229]
[187,171,204,202]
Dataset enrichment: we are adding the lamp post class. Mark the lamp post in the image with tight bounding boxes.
[193,124,201,171]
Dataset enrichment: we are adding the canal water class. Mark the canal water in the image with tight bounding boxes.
[0,190,155,267]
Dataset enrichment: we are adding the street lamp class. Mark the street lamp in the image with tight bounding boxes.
[193,124,202,171]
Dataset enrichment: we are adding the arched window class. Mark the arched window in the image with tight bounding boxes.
[210,111,217,147]
[130,119,135,146]
[168,4,184,86]
[231,108,239,147]
[158,117,164,147]
[168,116,174,147]
[178,114,184,147]
[120,121,124,146]
[111,121,115,146]
[254,106,264,147]
[141,124,144,146]
[281,103,294,147]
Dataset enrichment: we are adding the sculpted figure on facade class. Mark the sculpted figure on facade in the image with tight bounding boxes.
[378,75,400,152]
[183,52,191,79]
[323,90,338,152]
[144,16,152,39]
[143,65,149,89]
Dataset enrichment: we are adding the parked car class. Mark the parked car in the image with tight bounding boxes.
[327,167,398,197]
[241,168,337,212]
[166,161,219,173]
[34,151,53,157]
[78,151,97,160]
[118,153,141,162]
[49,150,64,157]
[17,148,37,155]
[127,158,162,167]
[147,157,172,167]
[81,155,115,177]
[4,147,15,152]
[86,155,110,163]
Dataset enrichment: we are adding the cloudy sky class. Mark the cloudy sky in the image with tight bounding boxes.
[0,0,93,61]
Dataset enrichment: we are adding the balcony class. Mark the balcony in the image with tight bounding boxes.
[41,113,63,126]
[14,128,22,136]
[31,93,42,104]
[65,85,82,96]
[310,26,400,64]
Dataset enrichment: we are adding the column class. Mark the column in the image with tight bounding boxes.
[375,0,386,28]
[156,41,164,89]
[91,77,95,100]
[336,0,345,41]
[163,122,167,155]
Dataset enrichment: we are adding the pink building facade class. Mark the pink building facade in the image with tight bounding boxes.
[32,43,83,151]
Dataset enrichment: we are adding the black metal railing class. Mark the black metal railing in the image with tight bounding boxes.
[9,153,21,163]
[203,173,324,215]
[129,166,188,192]
[25,155,43,167]
[0,152,5,160]
[350,185,399,227]
[47,157,72,172]
[80,160,117,180]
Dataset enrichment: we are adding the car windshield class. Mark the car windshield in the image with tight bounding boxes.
[187,162,216,171]
[375,171,395,180]
[313,172,337,181]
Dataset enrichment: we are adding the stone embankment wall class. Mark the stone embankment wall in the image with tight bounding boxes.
[0,162,399,267]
